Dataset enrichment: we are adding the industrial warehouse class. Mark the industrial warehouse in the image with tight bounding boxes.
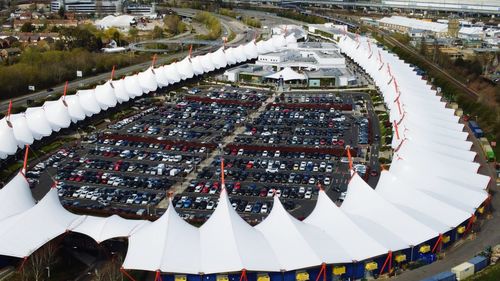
[0,25,493,281]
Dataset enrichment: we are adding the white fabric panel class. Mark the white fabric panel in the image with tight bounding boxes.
[43,99,71,132]
[72,215,149,243]
[211,47,228,69]
[137,68,158,93]
[0,118,20,156]
[225,47,237,65]
[200,189,281,273]
[25,107,52,140]
[304,191,387,262]
[64,94,87,123]
[163,64,182,84]
[0,172,35,221]
[111,79,131,103]
[123,199,201,274]
[243,41,258,59]
[123,75,143,98]
[376,171,471,233]
[0,189,83,258]
[256,196,351,270]
[341,173,438,250]
[190,56,205,75]
[200,53,216,72]
[8,114,34,147]
[77,89,101,117]
[94,81,118,110]
[285,34,297,44]
[232,45,247,63]
[176,57,195,80]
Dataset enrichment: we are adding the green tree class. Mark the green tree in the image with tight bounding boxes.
[128,27,139,42]
[152,26,164,39]
[163,14,181,35]
[419,37,427,56]
[58,6,65,18]
[58,27,102,51]
[20,22,35,32]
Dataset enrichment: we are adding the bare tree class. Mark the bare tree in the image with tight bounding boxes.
[20,241,59,281]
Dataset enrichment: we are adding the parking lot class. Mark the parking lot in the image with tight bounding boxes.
[24,86,381,224]
[174,91,381,224]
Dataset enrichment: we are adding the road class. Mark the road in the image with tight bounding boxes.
[0,9,253,113]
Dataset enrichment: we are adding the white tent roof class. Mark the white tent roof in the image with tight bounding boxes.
[77,89,101,117]
[43,99,71,132]
[232,45,247,63]
[266,67,306,81]
[256,196,352,270]
[0,118,19,157]
[200,53,216,72]
[211,47,228,69]
[341,173,438,250]
[243,40,258,60]
[190,56,205,76]
[376,170,471,233]
[123,199,201,274]
[63,94,87,123]
[200,189,280,273]
[123,75,143,98]
[224,47,237,65]
[111,79,131,103]
[163,64,182,84]
[137,68,158,93]
[8,114,34,147]
[176,56,195,80]
[304,190,387,261]
[0,189,83,258]
[0,172,35,221]
[72,215,149,243]
[25,107,52,140]
[94,81,118,110]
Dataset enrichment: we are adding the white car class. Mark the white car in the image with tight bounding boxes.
[324,177,331,185]
[260,204,269,214]
[304,191,312,199]
[339,192,347,201]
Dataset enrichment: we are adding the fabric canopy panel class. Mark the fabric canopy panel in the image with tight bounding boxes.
[111,79,132,103]
[137,68,158,93]
[304,190,387,262]
[43,99,71,132]
[341,173,438,250]
[0,118,19,157]
[266,67,306,81]
[0,172,35,221]
[8,114,34,148]
[123,199,201,274]
[176,57,195,80]
[94,82,118,110]
[200,189,281,273]
[190,56,205,76]
[0,189,83,258]
[64,95,87,123]
[123,75,143,98]
[77,89,101,117]
[25,107,53,140]
[72,215,149,243]
[256,196,352,270]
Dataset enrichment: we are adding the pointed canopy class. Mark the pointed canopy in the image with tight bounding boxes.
[0,118,20,157]
[0,189,83,258]
[111,79,131,103]
[63,94,87,123]
[137,68,158,93]
[190,55,205,76]
[94,81,118,110]
[176,56,195,80]
[304,190,387,262]
[123,199,201,274]
[266,67,306,81]
[123,75,143,98]
[0,172,35,221]
[200,189,281,273]
[25,107,53,140]
[77,89,101,117]
[43,99,71,132]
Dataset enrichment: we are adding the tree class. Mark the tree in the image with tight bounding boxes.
[164,14,181,35]
[20,22,35,32]
[128,27,139,42]
[58,6,65,19]
[152,26,164,39]
[58,27,102,51]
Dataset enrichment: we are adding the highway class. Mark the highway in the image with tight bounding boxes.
[0,9,254,113]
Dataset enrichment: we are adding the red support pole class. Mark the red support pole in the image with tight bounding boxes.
[152,54,157,68]
[7,100,12,121]
[346,147,353,171]
[154,270,161,281]
[239,269,248,281]
[395,96,402,115]
[432,234,443,253]
[18,257,28,272]
[120,267,138,281]
[315,263,326,281]
[63,81,68,99]
[22,145,29,173]
[189,45,193,58]
[379,251,392,275]
[465,214,476,234]
[220,157,225,190]
[110,65,116,80]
